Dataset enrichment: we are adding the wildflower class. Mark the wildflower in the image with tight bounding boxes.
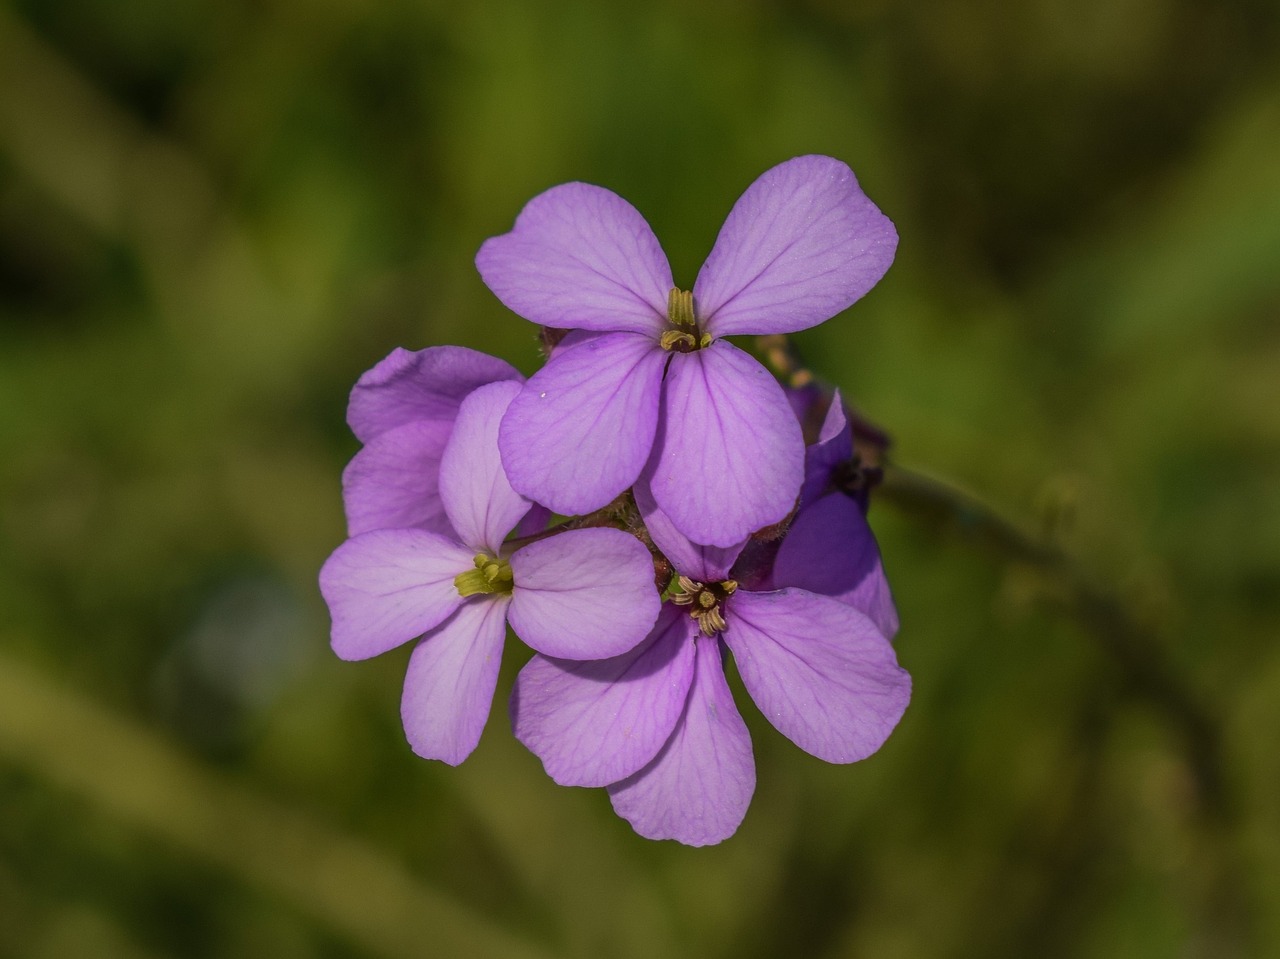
[321,380,661,765]
[511,476,910,845]
[476,155,898,547]
[341,345,522,537]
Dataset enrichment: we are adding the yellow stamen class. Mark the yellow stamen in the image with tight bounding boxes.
[455,552,513,597]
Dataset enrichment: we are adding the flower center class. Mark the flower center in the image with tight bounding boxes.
[454,552,514,597]
[670,574,737,636]
[659,288,712,353]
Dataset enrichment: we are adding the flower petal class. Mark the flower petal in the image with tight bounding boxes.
[649,341,803,547]
[723,589,910,763]
[476,182,672,334]
[507,528,662,659]
[773,491,899,639]
[348,346,520,444]
[438,380,530,553]
[342,419,454,537]
[511,604,695,787]
[319,529,475,661]
[499,332,666,516]
[799,388,854,507]
[694,155,898,336]
[401,596,510,765]
[607,635,755,846]
[634,472,744,582]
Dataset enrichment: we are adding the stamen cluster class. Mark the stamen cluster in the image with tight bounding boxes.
[320,155,910,846]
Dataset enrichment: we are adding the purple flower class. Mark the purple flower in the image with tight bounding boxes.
[341,346,522,537]
[771,389,900,639]
[476,155,898,547]
[320,379,662,765]
[511,476,910,846]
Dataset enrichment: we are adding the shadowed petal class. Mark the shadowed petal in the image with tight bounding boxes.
[723,589,910,763]
[348,346,520,443]
[319,529,475,661]
[773,492,899,639]
[499,332,666,516]
[439,380,530,553]
[634,472,744,582]
[342,419,454,537]
[508,528,662,659]
[476,182,672,334]
[694,156,898,337]
[800,388,854,507]
[511,605,695,787]
[401,596,510,765]
[607,635,755,846]
[650,341,803,547]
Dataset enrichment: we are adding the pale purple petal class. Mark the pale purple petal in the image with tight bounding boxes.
[507,528,662,659]
[773,492,899,638]
[511,503,552,541]
[511,604,695,787]
[694,156,898,336]
[401,596,510,765]
[319,529,475,661]
[348,346,520,443]
[342,419,454,537]
[499,332,666,516]
[723,589,910,763]
[438,380,530,553]
[649,341,803,547]
[476,182,672,334]
[607,635,755,846]
[800,388,854,507]
[634,472,744,582]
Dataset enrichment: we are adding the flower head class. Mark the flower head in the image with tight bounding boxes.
[511,470,910,845]
[321,378,662,765]
[476,155,897,547]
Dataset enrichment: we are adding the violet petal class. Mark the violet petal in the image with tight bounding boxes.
[342,418,454,537]
[799,388,854,508]
[694,156,898,337]
[507,528,662,659]
[438,380,530,553]
[319,529,474,661]
[607,634,755,846]
[511,604,695,787]
[634,471,745,583]
[723,589,910,763]
[650,341,803,547]
[476,182,672,335]
[401,596,510,765]
[773,491,900,639]
[348,346,520,444]
[499,332,666,516]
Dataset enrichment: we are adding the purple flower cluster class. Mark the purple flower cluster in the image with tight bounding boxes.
[320,156,910,846]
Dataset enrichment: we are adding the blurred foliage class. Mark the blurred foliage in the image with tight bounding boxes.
[1,0,1278,956]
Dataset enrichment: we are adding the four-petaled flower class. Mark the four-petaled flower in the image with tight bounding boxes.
[477,155,897,547]
[321,380,661,764]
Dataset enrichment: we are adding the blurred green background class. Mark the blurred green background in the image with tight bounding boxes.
[2,0,1278,956]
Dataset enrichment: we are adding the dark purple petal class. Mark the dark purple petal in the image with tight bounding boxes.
[476,182,672,334]
[511,604,695,787]
[438,380,531,553]
[319,529,474,661]
[634,471,745,582]
[800,388,854,507]
[401,596,510,765]
[773,491,899,638]
[694,156,898,336]
[499,332,666,516]
[342,419,454,537]
[348,346,520,444]
[723,589,910,763]
[607,635,755,846]
[649,341,803,547]
[507,528,662,659]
